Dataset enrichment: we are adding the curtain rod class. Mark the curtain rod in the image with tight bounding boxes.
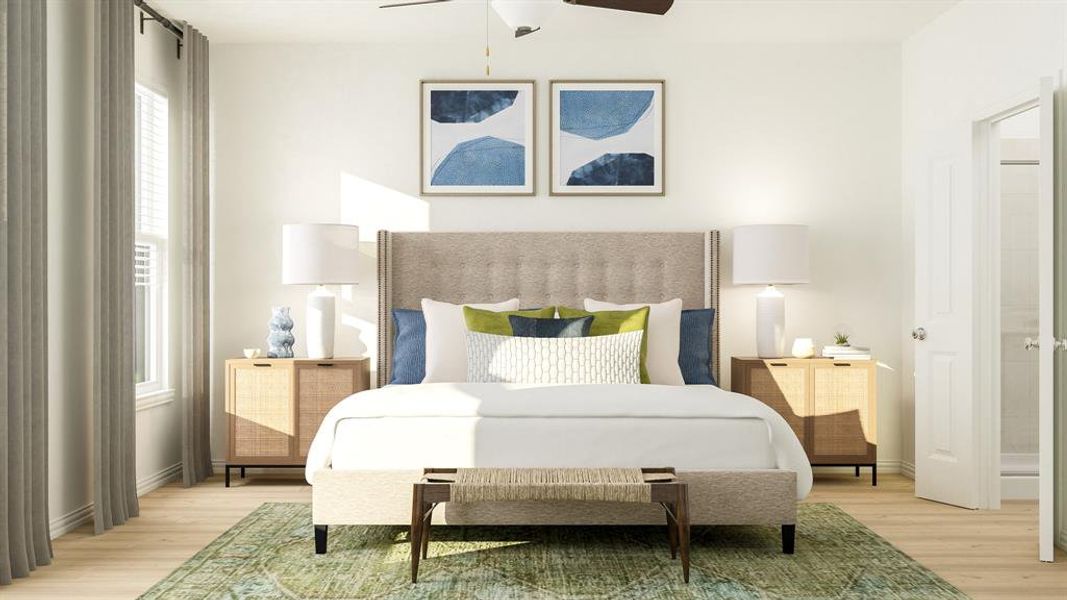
[134,0,184,59]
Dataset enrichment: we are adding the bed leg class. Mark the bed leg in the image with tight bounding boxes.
[315,525,328,554]
[782,524,795,554]
[224,465,231,488]
[872,463,877,486]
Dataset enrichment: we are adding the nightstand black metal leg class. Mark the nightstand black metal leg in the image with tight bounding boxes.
[225,465,231,487]
[855,465,860,477]
[241,467,246,479]
[872,464,877,486]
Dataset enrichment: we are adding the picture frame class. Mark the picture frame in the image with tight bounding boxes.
[421,80,536,196]
[550,80,665,196]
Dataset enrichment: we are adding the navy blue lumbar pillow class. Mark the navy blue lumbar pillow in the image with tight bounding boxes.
[508,315,594,338]
[678,308,717,386]
[390,308,426,385]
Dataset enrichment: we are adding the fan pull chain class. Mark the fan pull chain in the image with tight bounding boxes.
[485,0,491,77]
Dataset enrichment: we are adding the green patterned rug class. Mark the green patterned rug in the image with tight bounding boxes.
[141,502,966,599]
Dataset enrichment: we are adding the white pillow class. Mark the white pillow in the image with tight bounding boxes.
[584,298,685,386]
[421,298,520,383]
[466,331,643,384]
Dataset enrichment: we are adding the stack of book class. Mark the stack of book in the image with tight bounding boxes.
[821,345,871,360]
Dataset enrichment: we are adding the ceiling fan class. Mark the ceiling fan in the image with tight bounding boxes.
[379,0,675,38]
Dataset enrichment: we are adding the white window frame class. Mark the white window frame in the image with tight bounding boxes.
[134,82,172,407]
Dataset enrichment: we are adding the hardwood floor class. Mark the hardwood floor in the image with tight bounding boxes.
[5,473,1065,598]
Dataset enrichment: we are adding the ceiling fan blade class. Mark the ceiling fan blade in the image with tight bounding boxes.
[380,0,452,8]
[515,26,541,38]
[563,0,673,16]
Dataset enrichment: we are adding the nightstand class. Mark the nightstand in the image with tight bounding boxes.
[224,357,370,486]
[731,357,878,485]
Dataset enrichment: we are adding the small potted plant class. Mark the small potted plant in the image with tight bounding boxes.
[833,331,851,347]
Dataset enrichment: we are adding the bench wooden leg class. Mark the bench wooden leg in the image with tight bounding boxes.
[410,484,424,583]
[664,503,678,559]
[676,484,690,583]
[421,503,433,559]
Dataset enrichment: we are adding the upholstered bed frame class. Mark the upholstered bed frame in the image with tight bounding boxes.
[312,231,797,553]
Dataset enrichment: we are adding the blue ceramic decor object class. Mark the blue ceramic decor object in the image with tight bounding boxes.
[267,306,295,358]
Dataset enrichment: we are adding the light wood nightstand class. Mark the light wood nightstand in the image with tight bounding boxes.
[731,357,878,485]
[224,357,370,486]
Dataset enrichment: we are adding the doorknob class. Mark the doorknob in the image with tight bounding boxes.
[1024,337,1039,350]
[911,327,927,341]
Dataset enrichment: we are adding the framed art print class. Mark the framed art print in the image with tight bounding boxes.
[421,80,535,196]
[550,80,664,196]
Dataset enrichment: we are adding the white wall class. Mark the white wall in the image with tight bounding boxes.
[901,0,1067,544]
[46,0,93,537]
[45,1,187,538]
[133,8,185,494]
[211,41,905,469]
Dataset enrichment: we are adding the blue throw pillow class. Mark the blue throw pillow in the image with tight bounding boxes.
[389,308,426,385]
[678,308,717,386]
[508,315,593,338]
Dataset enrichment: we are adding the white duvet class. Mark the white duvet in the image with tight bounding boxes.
[305,383,813,499]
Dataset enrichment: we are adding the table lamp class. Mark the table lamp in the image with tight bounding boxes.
[732,224,810,358]
[282,224,361,359]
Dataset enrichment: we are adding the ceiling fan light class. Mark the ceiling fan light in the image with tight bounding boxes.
[491,0,558,36]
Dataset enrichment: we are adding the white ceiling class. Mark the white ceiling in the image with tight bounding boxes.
[153,0,959,45]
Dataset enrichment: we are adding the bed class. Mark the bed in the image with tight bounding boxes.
[308,231,812,552]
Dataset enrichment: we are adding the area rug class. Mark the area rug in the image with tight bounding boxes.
[141,502,967,599]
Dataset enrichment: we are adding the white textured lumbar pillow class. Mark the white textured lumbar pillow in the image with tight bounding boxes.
[421,298,520,383]
[584,298,685,386]
[466,330,643,384]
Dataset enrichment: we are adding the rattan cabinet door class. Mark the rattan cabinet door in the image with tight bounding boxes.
[230,364,294,461]
[743,361,809,451]
[811,362,876,463]
[296,364,358,458]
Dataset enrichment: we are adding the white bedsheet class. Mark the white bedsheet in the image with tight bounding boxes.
[305,383,813,499]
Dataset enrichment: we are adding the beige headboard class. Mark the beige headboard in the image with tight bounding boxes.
[377,231,721,387]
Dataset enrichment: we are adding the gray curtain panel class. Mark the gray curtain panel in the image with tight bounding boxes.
[1,0,53,585]
[181,25,213,486]
[92,0,139,533]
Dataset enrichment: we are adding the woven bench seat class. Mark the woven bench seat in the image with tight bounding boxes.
[411,467,691,584]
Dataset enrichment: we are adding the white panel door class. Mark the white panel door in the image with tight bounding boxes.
[1036,77,1054,563]
[914,153,980,509]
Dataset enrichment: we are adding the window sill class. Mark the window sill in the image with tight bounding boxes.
[136,388,176,412]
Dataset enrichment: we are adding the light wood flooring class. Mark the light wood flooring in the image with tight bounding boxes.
[4,473,1065,599]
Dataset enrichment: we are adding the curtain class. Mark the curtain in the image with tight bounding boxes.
[181,25,212,486]
[92,0,138,533]
[0,0,52,585]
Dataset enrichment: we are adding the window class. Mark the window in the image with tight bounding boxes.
[134,84,169,398]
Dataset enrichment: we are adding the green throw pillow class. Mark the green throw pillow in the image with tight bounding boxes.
[557,306,650,384]
[463,306,557,336]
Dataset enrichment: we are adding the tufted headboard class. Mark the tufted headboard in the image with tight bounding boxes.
[376,231,721,387]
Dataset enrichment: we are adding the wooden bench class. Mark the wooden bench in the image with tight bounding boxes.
[410,467,691,583]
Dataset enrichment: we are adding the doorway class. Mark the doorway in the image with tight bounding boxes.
[996,107,1041,501]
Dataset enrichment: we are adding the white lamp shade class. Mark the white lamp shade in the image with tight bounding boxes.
[282,224,361,285]
[491,0,557,31]
[732,224,810,285]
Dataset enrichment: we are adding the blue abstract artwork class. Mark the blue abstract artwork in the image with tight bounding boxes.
[423,82,534,195]
[559,91,653,140]
[552,82,663,195]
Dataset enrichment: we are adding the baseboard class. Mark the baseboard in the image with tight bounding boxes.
[900,460,915,480]
[49,502,94,539]
[50,463,183,540]
[1000,475,1038,499]
[137,462,183,497]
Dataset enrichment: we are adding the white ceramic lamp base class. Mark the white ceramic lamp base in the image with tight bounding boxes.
[756,285,786,358]
[306,286,336,359]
